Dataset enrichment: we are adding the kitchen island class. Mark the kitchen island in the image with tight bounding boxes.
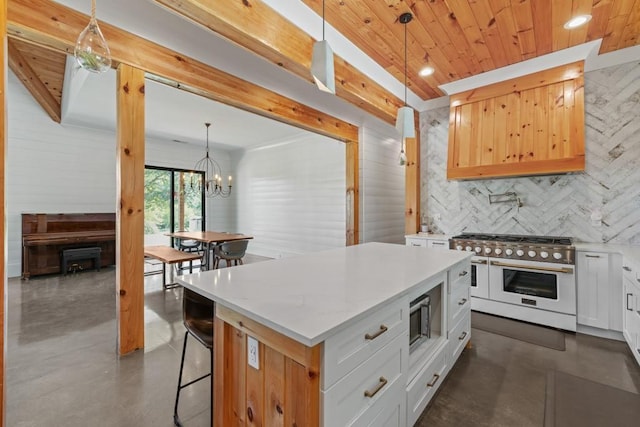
[176,242,472,426]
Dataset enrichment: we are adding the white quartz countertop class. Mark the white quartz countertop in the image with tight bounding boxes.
[176,242,471,347]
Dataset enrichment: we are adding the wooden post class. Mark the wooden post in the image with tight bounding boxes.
[346,139,359,246]
[116,64,145,355]
[0,0,7,421]
[405,111,421,235]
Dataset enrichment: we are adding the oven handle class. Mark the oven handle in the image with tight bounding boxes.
[489,261,574,274]
[471,259,488,265]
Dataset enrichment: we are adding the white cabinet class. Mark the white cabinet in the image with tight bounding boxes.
[405,235,450,250]
[576,251,622,332]
[622,262,640,367]
[406,237,427,247]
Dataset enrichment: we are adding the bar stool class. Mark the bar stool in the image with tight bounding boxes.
[174,287,214,427]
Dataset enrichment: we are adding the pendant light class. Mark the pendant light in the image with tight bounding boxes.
[311,0,336,94]
[194,123,232,198]
[397,12,415,165]
[74,0,112,73]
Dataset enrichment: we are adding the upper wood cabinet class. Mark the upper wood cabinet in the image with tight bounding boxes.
[447,61,585,180]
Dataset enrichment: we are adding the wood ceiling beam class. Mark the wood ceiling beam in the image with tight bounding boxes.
[6,0,358,143]
[7,38,61,123]
[153,0,403,125]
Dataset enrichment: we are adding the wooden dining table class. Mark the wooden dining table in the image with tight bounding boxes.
[166,231,253,270]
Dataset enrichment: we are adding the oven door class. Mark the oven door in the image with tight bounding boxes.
[488,259,576,314]
[471,257,489,299]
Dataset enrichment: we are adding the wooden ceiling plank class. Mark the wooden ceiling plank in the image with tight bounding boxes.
[616,0,640,50]
[551,0,573,51]
[488,0,525,64]
[588,0,614,43]
[7,38,61,123]
[153,0,403,122]
[531,0,553,56]
[599,0,637,52]
[11,38,65,105]
[442,0,496,71]
[511,0,537,59]
[426,0,484,76]
[567,0,593,47]
[7,0,358,142]
[467,0,511,68]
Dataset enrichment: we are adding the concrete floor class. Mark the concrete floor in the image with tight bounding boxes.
[6,256,640,426]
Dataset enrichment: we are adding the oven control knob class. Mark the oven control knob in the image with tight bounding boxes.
[494,248,503,255]
[456,245,463,251]
[484,247,492,254]
[553,252,563,260]
[516,249,524,257]
[505,249,513,256]
[540,251,549,259]
[465,246,472,252]
[528,250,537,257]
[475,247,482,253]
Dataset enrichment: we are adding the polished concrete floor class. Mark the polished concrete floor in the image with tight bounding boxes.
[6,257,640,426]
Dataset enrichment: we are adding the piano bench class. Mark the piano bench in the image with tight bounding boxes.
[61,247,102,275]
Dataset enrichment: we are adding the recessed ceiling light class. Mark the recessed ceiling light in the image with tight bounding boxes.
[564,15,592,29]
[419,66,435,77]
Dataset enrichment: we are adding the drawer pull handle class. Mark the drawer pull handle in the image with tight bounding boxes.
[627,293,633,311]
[364,376,388,398]
[365,325,388,341]
[426,373,440,388]
[432,242,446,245]
[585,255,601,258]
[412,243,421,246]
[458,331,468,341]
[623,266,632,272]
[458,298,468,306]
[459,270,468,277]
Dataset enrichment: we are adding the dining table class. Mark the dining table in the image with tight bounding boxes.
[166,231,253,270]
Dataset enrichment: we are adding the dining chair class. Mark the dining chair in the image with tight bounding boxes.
[213,239,250,269]
[176,237,203,273]
[174,287,214,427]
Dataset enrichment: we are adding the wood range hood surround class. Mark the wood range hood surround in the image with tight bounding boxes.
[447,61,586,180]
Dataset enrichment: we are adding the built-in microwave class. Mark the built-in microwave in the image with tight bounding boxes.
[409,292,431,353]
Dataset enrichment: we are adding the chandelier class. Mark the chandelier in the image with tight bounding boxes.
[194,123,232,198]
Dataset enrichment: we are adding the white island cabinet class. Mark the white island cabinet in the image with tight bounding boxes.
[177,242,472,427]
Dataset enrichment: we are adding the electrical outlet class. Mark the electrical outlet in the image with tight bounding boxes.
[247,336,260,369]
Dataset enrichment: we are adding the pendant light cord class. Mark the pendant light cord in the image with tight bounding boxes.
[404,19,408,107]
[91,0,96,20]
[322,0,326,41]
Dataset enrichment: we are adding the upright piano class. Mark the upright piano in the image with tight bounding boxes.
[22,213,116,279]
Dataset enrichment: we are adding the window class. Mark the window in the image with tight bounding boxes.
[144,166,205,246]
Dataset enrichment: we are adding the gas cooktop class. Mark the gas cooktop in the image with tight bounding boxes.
[449,233,574,264]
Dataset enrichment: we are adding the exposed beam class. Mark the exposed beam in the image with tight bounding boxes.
[116,64,145,355]
[7,0,358,143]
[7,38,61,122]
[405,112,420,235]
[346,139,359,245]
[153,0,403,125]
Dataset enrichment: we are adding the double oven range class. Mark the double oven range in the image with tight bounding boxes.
[450,233,577,331]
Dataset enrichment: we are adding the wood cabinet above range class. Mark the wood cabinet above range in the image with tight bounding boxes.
[447,61,585,180]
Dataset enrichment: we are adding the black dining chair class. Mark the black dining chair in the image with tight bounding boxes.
[174,287,214,427]
[213,239,250,269]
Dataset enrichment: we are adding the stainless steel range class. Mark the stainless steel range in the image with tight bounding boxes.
[450,233,577,331]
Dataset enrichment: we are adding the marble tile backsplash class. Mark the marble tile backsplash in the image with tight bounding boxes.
[420,61,640,244]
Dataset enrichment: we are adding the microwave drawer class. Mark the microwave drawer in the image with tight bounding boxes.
[323,298,407,389]
[322,333,406,427]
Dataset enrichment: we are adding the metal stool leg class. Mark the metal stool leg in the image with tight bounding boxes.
[174,331,189,427]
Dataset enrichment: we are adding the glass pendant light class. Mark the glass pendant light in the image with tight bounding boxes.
[311,0,336,94]
[397,12,415,165]
[74,0,112,73]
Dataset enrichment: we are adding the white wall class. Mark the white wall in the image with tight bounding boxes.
[6,72,234,277]
[359,122,406,244]
[234,135,346,259]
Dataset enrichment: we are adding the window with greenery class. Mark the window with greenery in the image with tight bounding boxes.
[144,166,205,246]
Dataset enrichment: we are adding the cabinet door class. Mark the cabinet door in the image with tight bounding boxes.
[623,276,640,366]
[427,239,449,250]
[406,238,427,247]
[577,252,610,329]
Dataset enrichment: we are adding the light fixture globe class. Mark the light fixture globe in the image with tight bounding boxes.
[74,0,112,73]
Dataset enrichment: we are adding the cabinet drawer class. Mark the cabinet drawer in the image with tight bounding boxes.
[449,311,471,364]
[449,283,470,327]
[323,333,406,427]
[406,343,448,426]
[323,298,407,388]
[406,238,427,247]
[449,261,471,289]
[428,239,449,250]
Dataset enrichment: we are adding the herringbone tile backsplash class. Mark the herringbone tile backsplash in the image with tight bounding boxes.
[420,61,640,244]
